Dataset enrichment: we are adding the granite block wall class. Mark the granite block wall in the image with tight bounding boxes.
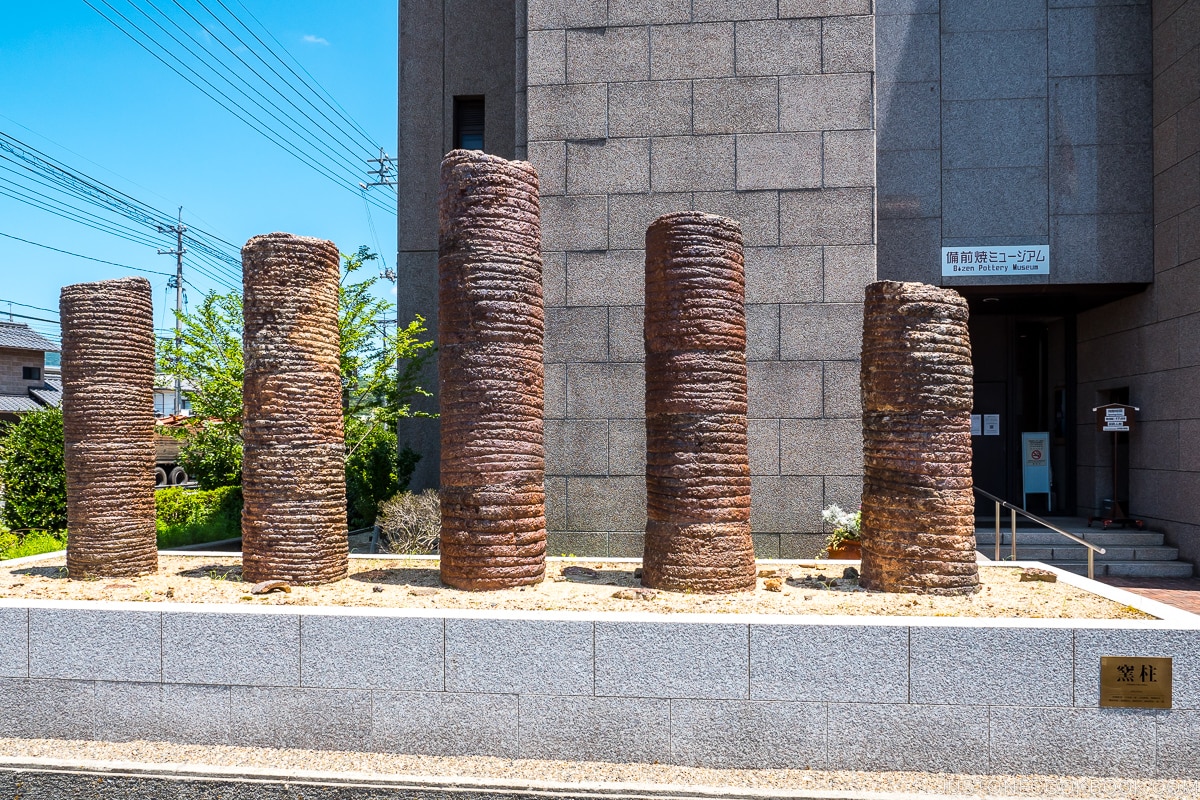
[1,600,1197,776]
[522,1,877,557]
[1074,0,1200,564]
[876,0,1154,287]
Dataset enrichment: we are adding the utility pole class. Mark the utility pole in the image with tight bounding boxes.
[158,208,186,418]
[363,147,397,188]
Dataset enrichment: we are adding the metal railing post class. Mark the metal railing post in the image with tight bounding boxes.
[994,501,1001,562]
[1088,547,1094,581]
[1010,507,1017,561]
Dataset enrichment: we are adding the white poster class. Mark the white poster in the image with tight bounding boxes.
[970,414,982,436]
[983,414,1000,436]
[942,245,1049,276]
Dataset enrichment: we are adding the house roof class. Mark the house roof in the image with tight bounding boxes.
[0,322,59,353]
[0,394,44,413]
[28,377,62,408]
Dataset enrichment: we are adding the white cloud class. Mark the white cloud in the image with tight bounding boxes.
[301,34,329,45]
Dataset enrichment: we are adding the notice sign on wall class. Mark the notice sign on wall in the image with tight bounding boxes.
[1100,656,1172,709]
[941,245,1049,276]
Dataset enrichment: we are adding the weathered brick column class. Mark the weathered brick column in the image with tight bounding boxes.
[859,281,979,595]
[241,232,347,585]
[438,150,547,590]
[60,277,157,579]
[642,212,755,593]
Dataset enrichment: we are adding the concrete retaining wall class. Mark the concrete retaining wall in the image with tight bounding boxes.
[0,573,1197,777]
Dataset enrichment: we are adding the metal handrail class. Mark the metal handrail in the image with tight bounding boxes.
[973,486,1106,580]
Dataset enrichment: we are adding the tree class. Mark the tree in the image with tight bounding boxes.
[0,407,67,532]
[156,292,244,489]
[157,246,435,518]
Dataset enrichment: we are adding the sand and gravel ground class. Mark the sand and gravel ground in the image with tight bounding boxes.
[0,554,1152,619]
[0,737,1195,799]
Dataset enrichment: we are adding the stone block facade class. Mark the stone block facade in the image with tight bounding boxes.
[0,583,1196,774]
[521,2,876,557]
[1074,0,1200,563]
[876,0,1154,287]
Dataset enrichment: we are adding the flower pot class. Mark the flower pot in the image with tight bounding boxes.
[826,541,861,560]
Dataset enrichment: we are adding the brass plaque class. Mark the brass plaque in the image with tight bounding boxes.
[1100,656,1172,709]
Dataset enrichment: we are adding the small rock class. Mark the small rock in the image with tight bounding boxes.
[763,578,783,592]
[563,566,598,579]
[613,587,657,601]
[757,568,780,578]
[164,588,174,599]
[250,580,291,595]
[105,583,135,589]
[842,567,860,580]
[372,586,384,593]
[1019,568,1058,583]
[409,586,439,596]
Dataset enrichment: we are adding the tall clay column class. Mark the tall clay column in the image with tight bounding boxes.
[642,212,756,593]
[241,232,347,585]
[438,150,547,590]
[859,280,980,595]
[60,277,158,579]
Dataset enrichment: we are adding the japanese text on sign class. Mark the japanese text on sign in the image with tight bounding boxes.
[1100,656,1172,709]
[941,245,1050,276]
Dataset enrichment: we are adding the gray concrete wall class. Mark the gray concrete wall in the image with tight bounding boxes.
[397,0,518,492]
[1074,0,1200,564]
[0,599,1197,775]
[523,1,877,557]
[876,0,1153,287]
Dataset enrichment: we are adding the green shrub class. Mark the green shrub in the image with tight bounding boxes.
[177,424,242,490]
[155,485,243,549]
[0,407,66,533]
[0,528,67,561]
[377,489,440,554]
[345,418,420,528]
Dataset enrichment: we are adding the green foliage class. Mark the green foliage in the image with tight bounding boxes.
[0,529,67,561]
[155,485,243,549]
[377,489,440,554]
[345,416,420,528]
[175,423,242,490]
[157,292,244,489]
[339,245,436,427]
[0,407,67,533]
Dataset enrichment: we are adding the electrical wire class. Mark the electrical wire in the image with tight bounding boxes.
[0,230,175,277]
[84,0,395,214]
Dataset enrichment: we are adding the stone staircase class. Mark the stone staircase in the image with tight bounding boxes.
[974,518,1194,578]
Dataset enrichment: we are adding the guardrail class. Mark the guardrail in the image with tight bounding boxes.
[974,486,1106,580]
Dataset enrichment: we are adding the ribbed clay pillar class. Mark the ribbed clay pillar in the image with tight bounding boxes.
[642,212,755,593]
[438,149,546,590]
[859,280,979,595]
[60,277,158,579]
[241,232,347,585]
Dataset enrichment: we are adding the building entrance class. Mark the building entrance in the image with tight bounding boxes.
[968,307,1076,519]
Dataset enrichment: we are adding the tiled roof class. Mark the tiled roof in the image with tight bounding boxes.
[0,322,59,353]
[28,379,62,408]
[0,394,43,413]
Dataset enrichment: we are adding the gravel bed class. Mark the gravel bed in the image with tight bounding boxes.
[0,555,1152,619]
[0,737,1195,799]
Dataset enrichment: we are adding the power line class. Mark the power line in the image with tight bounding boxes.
[0,298,59,317]
[84,0,395,214]
[0,230,174,277]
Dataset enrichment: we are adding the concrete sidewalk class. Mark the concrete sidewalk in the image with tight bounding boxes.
[2,740,1199,800]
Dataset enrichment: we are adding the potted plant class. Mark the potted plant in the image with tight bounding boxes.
[821,504,861,560]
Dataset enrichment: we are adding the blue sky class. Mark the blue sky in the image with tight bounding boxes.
[0,1,398,346]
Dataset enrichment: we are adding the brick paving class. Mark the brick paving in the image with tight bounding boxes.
[1099,576,1200,615]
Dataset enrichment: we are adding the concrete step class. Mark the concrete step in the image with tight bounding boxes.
[974,530,1164,547]
[1051,560,1195,578]
[977,545,1180,562]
